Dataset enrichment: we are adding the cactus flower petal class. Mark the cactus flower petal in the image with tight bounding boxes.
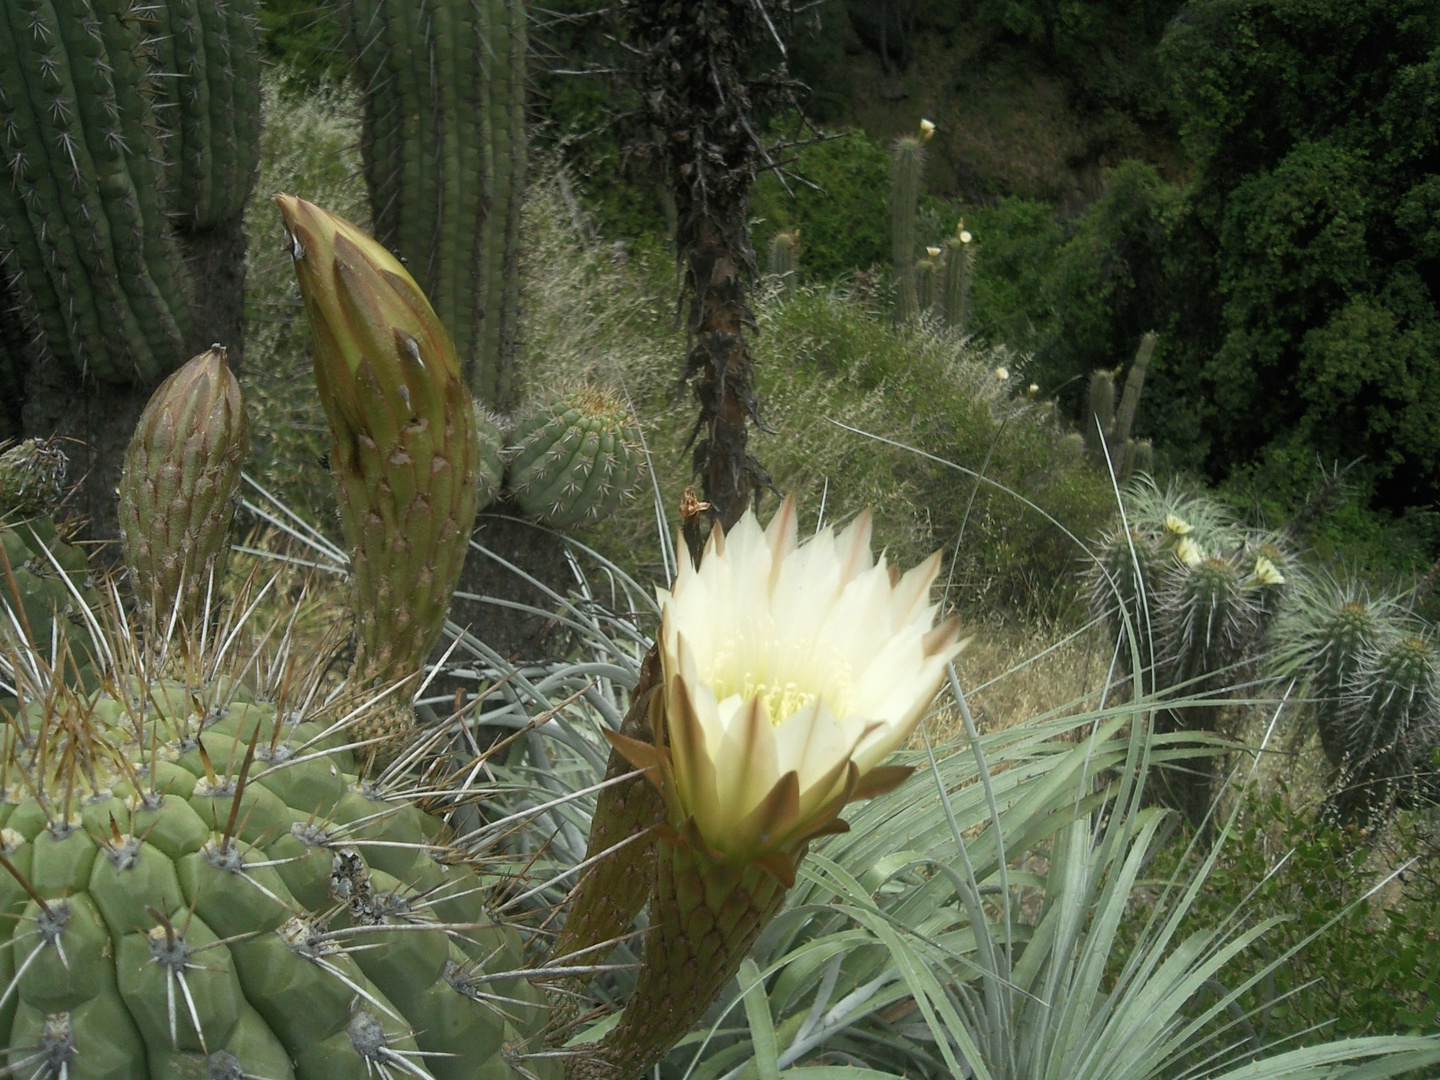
[649,496,963,862]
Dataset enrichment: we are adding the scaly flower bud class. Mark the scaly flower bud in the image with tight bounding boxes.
[276,196,479,738]
[118,347,248,636]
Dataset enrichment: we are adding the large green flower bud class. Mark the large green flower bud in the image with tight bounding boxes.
[118,348,249,637]
[275,197,479,725]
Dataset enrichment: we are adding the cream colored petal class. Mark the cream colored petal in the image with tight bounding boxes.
[890,550,943,627]
[668,673,721,824]
[834,509,875,585]
[765,494,800,589]
[851,662,951,774]
[712,696,781,824]
[772,699,847,787]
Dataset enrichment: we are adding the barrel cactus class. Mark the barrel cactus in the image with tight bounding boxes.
[505,388,645,530]
[0,618,554,1080]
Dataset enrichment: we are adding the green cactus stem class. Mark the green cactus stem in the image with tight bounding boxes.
[505,388,646,530]
[890,135,924,324]
[942,226,973,330]
[346,0,528,410]
[767,230,799,296]
[0,0,194,386]
[1084,332,1156,483]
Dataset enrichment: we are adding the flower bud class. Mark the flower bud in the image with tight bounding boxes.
[276,196,479,711]
[119,347,248,635]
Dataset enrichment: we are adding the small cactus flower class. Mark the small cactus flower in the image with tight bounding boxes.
[1164,513,1193,537]
[615,496,963,867]
[1175,536,1204,567]
[926,245,942,258]
[1253,555,1285,586]
[994,365,1010,381]
[1028,383,1040,395]
[919,118,936,141]
[959,229,973,243]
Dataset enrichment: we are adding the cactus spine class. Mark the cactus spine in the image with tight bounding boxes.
[348,0,528,410]
[1085,332,1156,482]
[890,134,924,324]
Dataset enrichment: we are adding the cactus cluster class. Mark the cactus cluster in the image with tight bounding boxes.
[505,389,645,529]
[0,207,561,1078]
[1091,480,1291,829]
[1085,332,1156,483]
[1276,578,1440,828]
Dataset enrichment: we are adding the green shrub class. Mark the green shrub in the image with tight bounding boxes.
[751,128,891,280]
[1129,791,1440,1043]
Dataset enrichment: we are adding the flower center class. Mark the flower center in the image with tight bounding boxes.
[705,630,853,726]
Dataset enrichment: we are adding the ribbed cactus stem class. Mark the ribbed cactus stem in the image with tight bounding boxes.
[942,235,973,330]
[890,136,924,324]
[0,0,194,385]
[767,230,799,296]
[1086,370,1116,461]
[348,0,528,410]
[118,347,249,637]
[1112,331,1156,449]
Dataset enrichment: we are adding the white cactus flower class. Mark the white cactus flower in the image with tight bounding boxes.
[1164,513,1193,537]
[1253,555,1285,586]
[919,118,936,141]
[994,366,1010,381]
[1175,536,1204,567]
[623,498,963,865]
[926,246,942,258]
[959,230,973,244]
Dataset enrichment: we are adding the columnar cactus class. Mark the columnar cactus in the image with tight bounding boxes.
[942,223,973,331]
[1085,332,1157,482]
[0,0,194,385]
[151,0,263,232]
[890,128,928,324]
[346,0,528,410]
[768,230,799,296]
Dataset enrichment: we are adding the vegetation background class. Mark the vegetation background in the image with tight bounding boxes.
[238,0,1440,1061]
